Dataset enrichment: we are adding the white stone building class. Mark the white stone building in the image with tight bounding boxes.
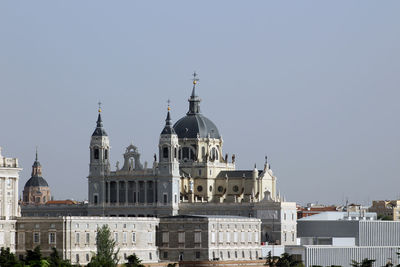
[158,215,262,261]
[85,74,297,245]
[0,147,21,252]
[16,216,159,265]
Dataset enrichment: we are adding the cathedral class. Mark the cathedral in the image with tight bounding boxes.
[86,74,296,244]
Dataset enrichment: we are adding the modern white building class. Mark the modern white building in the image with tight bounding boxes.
[286,212,400,267]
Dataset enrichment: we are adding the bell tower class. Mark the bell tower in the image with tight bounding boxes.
[88,103,110,205]
[157,104,180,215]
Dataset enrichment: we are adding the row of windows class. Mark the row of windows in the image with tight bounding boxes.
[211,224,258,230]
[162,250,259,260]
[211,231,259,244]
[162,231,259,245]
[74,223,138,230]
[29,232,138,245]
[283,212,296,221]
[75,252,153,263]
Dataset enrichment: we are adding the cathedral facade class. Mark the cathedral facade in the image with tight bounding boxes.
[86,76,296,245]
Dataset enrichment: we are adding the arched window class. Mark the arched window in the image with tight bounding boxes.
[174,148,177,158]
[201,147,205,159]
[182,147,190,160]
[94,148,99,160]
[163,147,169,159]
[104,149,108,160]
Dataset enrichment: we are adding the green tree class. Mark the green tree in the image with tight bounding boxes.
[48,247,72,267]
[265,251,280,266]
[87,224,119,267]
[125,253,144,267]
[350,258,376,267]
[275,253,303,267]
[0,247,22,267]
[24,246,50,267]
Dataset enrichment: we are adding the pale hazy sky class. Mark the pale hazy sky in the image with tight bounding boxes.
[1,1,399,205]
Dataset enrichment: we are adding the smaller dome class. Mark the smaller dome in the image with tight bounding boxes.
[24,176,49,187]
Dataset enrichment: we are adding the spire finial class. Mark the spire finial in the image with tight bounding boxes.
[98,101,102,113]
[167,99,171,111]
[35,146,38,161]
[192,71,199,85]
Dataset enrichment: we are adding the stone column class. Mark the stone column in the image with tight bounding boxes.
[116,180,120,204]
[153,180,156,204]
[107,182,111,204]
[144,181,147,204]
[125,181,128,205]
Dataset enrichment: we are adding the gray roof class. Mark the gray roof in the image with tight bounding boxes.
[173,82,221,139]
[161,110,176,135]
[24,176,49,187]
[92,113,108,137]
[173,113,220,139]
[163,214,255,220]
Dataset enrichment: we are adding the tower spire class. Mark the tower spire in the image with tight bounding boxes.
[161,100,175,134]
[187,72,201,115]
[35,146,38,161]
[92,102,108,136]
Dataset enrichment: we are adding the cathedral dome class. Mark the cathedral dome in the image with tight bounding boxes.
[173,114,220,139]
[24,176,49,187]
[173,73,221,139]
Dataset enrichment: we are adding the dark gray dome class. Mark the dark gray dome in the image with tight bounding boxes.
[24,176,49,187]
[173,114,220,139]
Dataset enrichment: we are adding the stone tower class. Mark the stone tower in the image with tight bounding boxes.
[22,149,51,205]
[157,106,180,215]
[88,105,110,205]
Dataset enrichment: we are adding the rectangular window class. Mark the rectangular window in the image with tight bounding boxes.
[18,232,25,245]
[76,254,79,263]
[284,232,287,242]
[86,254,90,262]
[247,232,252,243]
[178,232,185,243]
[49,232,56,244]
[123,232,127,244]
[226,232,230,243]
[114,232,118,243]
[218,232,223,243]
[132,232,136,243]
[162,232,169,243]
[33,232,40,244]
[254,232,259,243]
[94,149,99,159]
[163,194,168,204]
[292,233,295,242]
[163,251,168,259]
[105,149,108,159]
[211,232,215,243]
[86,233,90,244]
[240,232,245,243]
[195,251,200,259]
[75,233,80,244]
[233,232,238,243]
[194,232,201,243]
